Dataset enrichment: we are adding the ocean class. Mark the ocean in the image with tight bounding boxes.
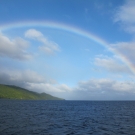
[0,100,135,135]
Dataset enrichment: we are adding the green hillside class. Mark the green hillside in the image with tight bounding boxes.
[0,84,64,100]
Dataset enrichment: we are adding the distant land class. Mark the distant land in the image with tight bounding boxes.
[0,84,64,100]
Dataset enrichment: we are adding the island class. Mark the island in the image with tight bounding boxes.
[0,84,64,100]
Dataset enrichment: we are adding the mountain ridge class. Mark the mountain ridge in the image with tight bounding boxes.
[0,84,64,100]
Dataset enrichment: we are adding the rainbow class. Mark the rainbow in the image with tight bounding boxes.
[0,20,135,74]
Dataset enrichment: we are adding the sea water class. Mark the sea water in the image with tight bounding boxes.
[0,100,135,135]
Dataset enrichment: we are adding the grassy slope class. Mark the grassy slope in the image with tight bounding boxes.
[0,84,64,100]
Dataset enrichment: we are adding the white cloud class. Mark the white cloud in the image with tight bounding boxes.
[25,29,43,39]
[0,33,32,60]
[71,78,135,100]
[75,78,135,93]
[114,0,135,33]
[0,68,72,96]
[26,83,72,93]
[25,29,60,55]
[0,67,135,100]
[112,1,135,75]
[39,41,60,55]
[94,56,131,74]
[110,42,135,69]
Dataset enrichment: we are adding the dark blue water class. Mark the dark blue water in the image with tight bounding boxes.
[0,100,135,135]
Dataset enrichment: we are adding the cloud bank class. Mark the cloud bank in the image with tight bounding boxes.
[73,78,135,100]
[76,78,135,93]
[0,67,135,100]
[0,68,71,98]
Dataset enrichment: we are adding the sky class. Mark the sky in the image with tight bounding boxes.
[0,0,135,100]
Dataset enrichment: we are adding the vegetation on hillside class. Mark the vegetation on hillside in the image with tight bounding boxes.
[0,84,64,100]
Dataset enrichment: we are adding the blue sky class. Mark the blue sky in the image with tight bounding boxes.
[0,0,135,100]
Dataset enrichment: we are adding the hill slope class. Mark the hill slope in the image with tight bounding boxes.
[0,84,64,100]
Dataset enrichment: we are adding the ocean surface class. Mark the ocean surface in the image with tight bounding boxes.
[0,100,135,135]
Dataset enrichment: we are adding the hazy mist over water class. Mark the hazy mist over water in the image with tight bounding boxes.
[0,100,135,135]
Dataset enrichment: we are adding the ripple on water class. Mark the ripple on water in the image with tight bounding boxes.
[0,100,135,135]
